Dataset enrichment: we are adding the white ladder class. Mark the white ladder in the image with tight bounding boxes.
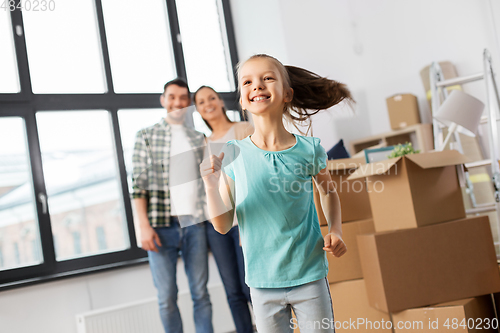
[429,49,500,250]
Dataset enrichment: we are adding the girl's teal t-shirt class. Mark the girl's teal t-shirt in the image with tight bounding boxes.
[221,134,328,288]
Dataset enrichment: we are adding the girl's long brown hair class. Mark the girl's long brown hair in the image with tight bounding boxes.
[237,54,354,134]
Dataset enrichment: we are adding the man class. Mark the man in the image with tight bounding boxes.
[132,78,213,333]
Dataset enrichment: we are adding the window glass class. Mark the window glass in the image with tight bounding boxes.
[36,111,129,260]
[72,231,82,255]
[22,1,106,93]
[227,110,241,122]
[0,117,42,271]
[96,226,107,251]
[101,0,176,93]
[0,11,20,93]
[176,0,233,92]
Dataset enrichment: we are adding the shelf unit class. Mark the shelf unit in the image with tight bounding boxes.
[349,123,434,155]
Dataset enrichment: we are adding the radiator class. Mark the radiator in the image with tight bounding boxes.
[76,284,236,333]
[76,297,163,333]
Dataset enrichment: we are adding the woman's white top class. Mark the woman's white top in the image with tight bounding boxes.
[207,125,235,147]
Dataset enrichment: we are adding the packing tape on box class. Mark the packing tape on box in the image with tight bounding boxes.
[426,85,462,100]
[469,173,491,183]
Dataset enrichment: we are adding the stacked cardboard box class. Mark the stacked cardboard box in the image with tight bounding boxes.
[323,157,374,287]
[392,295,497,333]
[314,157,372,226]
[346,150,500,331]
[349,150,467,232]
[320,219,373,283]
[356,216,499,312]
[299,158,390,332]
[329,279,392,332]
[293,280,392,333]
[386,94,421,130]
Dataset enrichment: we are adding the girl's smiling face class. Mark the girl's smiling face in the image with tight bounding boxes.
[239,57,292,116]
[195,87,225,123]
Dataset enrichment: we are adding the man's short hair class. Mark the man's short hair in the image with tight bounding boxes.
[163,78,190,98]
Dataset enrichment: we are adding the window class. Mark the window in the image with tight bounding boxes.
[22,1,107,93]
[0,117,42,271]
[0,0,239,289]
[0,10,20,93]
[101,0,177,93]
[176,0,234,92]
[36,111,129,260]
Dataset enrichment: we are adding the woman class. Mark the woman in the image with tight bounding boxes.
[194,85,254,333]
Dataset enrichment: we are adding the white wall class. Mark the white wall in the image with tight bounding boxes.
[228,0,289,64]
[230,0,500,152]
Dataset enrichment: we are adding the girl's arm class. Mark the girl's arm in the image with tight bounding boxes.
[314,167,347,257]
[200,152,236,234]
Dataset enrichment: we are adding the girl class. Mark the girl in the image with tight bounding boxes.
[194,86,254,333]
[200,54,349,333]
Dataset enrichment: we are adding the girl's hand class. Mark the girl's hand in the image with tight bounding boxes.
[323,233,347,257]
[200,152,224,190]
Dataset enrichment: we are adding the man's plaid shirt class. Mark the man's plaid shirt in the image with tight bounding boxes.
[131,118,206,227]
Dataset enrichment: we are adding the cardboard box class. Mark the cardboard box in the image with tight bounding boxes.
[348,150,468,232]
[321,219,375,283]
[392,296,497,333]
[492,264,500,323]
[357,216,500,313]
[328,157,372,222]
[293,280,393,332]
[313,179,328,226]
[330,279,392,332]
[386,94,421,130]
[292,312,300,333]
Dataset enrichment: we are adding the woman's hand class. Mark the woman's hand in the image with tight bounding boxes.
[323,233,347,257]
[200,152,224,190]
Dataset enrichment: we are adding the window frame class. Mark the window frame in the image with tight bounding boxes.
[0,0,240,290]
